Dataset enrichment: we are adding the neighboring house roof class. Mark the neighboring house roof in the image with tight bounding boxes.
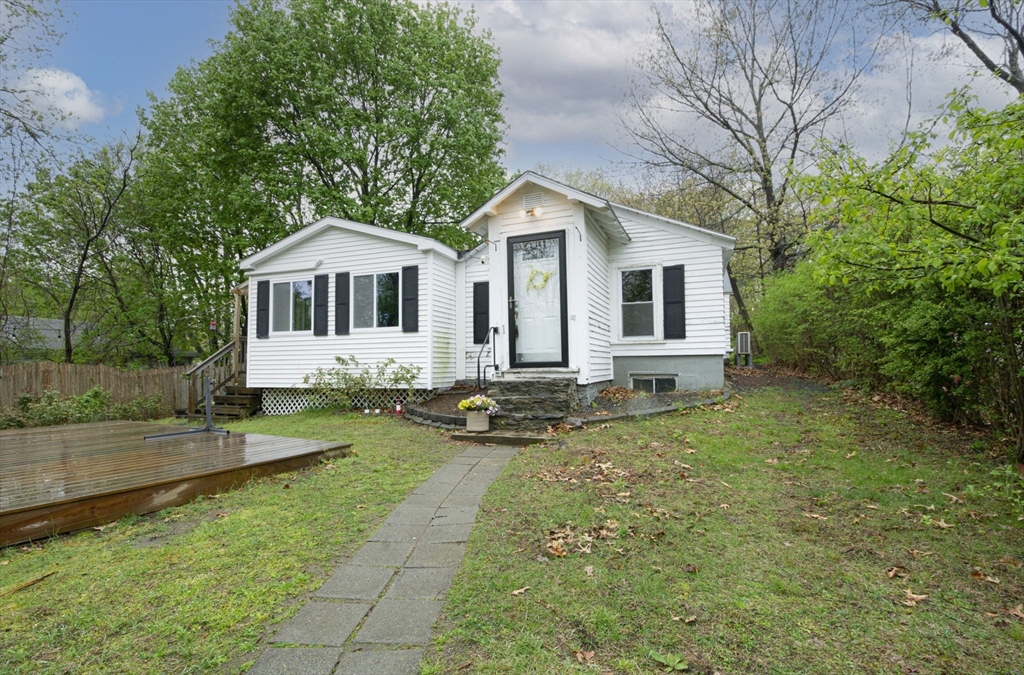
[460,171,631,244]
[0,316,92,351]
[240,217,460,271]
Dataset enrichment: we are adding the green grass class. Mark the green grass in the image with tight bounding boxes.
[423,386,1024,674]
[0,412,457,674]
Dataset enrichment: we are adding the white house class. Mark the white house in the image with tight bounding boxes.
[240,172,735,414]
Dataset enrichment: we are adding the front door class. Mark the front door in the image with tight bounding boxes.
[508,231,568,368]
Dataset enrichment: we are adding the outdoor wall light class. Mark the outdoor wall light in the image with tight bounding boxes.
[518,207,543,218]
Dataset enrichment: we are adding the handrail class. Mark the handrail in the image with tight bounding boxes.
[476,327,498,389]
[184,341,235,377]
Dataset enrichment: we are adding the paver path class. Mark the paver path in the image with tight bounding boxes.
[248,445,516,675]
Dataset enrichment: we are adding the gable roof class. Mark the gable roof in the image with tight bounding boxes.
[609,203,736,249]
[239,217,460,271]
[460,171,630,243]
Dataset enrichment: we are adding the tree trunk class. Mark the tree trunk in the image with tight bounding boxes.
[62,312,73,363]
[727,263,753,331]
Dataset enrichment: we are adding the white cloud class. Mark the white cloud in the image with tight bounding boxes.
[18,68,111,130]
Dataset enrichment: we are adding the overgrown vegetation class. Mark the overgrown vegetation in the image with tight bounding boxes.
[0,386,162,429]
[302,356,421,410]
[0,412,457,674]
[423,382,1024,674]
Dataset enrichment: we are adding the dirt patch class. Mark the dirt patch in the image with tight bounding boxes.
[725,365,832,394]
[412,388,487,417]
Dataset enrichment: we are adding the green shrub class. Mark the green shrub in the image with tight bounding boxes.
[0,387,163,429]
[303,356,422,411]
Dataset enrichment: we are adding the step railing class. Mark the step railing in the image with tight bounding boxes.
[184,340,241,413]
[476,327,498,389]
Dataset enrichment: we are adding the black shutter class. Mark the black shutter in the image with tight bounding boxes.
[473,282,489,344]
[255,280,270,339]
[313,274,328,336]
[335,272,349,335]
[402,265,419,333]
[663,265,686,340]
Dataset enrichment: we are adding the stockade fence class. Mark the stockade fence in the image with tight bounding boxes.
[0,363,189,415]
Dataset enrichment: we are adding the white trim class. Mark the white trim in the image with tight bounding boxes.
[241,217,459,270]
[425,250,434,388]
[611,203,736,248]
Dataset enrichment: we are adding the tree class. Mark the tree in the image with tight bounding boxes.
[15,139,137,362]
[1,0,65,353]
[624,0,886,327]
[141,0,506,351]
[889,0,1024,94]
[807,94,1024,463]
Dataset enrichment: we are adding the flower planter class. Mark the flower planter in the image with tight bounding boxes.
[466,410,490,432]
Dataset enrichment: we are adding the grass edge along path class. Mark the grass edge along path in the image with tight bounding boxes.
[423,383,1024,675]
[0,412,459,675]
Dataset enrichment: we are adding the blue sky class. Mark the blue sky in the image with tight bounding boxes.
[29,0,1019,175]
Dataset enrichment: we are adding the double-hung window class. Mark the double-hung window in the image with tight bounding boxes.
[272,280,312,332]
[353,272,399,328]
[621,268,654,338]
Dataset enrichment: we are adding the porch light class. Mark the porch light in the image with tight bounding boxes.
[519,207,543,218]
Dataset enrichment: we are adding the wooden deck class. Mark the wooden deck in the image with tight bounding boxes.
[0,421,351,547]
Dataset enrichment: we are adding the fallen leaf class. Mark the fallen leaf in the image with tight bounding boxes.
[985,576,1001,585]
[510,586,530,596]
[573,650,594,664]
[845,451,857,459]
[942,492,963,504]
[984,611,1001,618]
[903,589,929,606]
[216,512,228,518]
[865,504,880,510]
[998,556,1022,569]
[546,542,567,557]
[0,561,8,566]
[684,615,697,624]
[783,541,793,547]
[93,525,106,532]
[683,563,698,574]
[764,458,778,465]
[1008,605,1024,620]
[905,548,934,559]
[617,492,631,497]
[803,512,828,521]
[584,566,594,577]
[934,519,954,529]
[685,448,697,454]
[283,483,290,489]
[971,571,986,581]
[719,503,730,510]
[720,481,733,489]
[887,566,907,579]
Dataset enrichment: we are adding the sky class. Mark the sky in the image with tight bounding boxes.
[21,0,1019,177]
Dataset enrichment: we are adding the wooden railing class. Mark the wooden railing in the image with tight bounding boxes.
[184,338,244,412]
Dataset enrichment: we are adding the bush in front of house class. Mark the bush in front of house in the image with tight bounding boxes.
[0,387,163,429]
[303,356,422,411]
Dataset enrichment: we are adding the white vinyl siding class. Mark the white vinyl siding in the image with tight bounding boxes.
[608,211,729,357]
[247,227,432,389]
[460,246,491,379]
[430,254,457,389]
[585,213,612,382]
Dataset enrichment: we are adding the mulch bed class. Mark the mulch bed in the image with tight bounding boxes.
[413,388,487,417]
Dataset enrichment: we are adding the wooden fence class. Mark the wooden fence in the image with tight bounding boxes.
[0,363,189,414]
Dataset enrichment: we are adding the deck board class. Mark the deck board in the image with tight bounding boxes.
[0,421,351,546]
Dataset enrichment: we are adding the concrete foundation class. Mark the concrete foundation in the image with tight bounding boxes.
[612,355,724,392]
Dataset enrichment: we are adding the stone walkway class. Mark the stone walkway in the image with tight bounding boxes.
[248,445,516,675]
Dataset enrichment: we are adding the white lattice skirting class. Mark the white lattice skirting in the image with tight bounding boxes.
[261,388,433,416]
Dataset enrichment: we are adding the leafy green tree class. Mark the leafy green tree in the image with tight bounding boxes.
[807,94,1024,462]
[142,0,506,351]
[15,140,138,363]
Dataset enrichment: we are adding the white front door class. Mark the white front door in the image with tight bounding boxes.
[508,231,567,367]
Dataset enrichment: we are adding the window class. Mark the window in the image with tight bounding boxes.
[272,280,312,332]
[631,376,677,393]
[353,272,399,328]
[621,268,654,337]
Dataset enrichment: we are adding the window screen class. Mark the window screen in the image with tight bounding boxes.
[353,275,374,328]
[272,282,291,332]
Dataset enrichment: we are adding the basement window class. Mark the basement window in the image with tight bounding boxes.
[631,376,677,394]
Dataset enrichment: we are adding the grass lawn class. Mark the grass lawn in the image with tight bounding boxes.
[0,413,457,674]
[423,381,1024,674]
